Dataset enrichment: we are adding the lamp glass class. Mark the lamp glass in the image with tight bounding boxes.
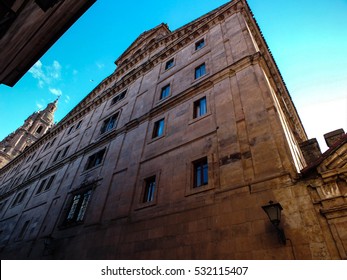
[262,202,283,226]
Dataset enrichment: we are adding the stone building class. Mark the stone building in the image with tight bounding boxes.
[0,0,346,259]
[0,100,57,169]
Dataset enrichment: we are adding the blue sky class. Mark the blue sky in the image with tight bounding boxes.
[0,0,346,151]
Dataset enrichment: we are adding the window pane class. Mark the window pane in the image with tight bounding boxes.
[194,157,208,188]
[195,64,206,79]
[165,58,174,70]
[76,190,92,221]
[143,176,156,202]
[67,194,80,221]
[153,119,165,138]
[195,39,205,50]
[36,179,47,194]
[199,97,207,116]
[160,85,170,100]
[194,97,207,118]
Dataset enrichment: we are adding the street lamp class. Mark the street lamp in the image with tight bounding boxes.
[262,201,286,245]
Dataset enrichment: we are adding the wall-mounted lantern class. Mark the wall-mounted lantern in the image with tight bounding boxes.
[262,201,286,245]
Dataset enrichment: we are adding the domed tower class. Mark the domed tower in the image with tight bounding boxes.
[0,99,58,168]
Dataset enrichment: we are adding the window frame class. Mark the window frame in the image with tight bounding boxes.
[193,157,208,188]
[100,112,119,135]
[165,58,174,70]
[61,188,93,227]
[110,90,127,106]
[194,63,206,79]
[193,96,207,119]
[36,174,56,195]
[84,148,106,171]
[142,175,156,203]
[195,38,205,51]
[152,118,165,139]
[160,84,171,100]
[11,189,28,207]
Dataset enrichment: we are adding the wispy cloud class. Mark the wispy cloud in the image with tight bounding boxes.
[36,100,44,110]
[49,88,62,96]
[64,95,71,104]
[96,62,105,69]
[29,60,62,88]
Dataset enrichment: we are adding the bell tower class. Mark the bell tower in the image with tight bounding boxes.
[0,99,58,168]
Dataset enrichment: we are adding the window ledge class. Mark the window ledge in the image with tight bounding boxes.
[188,112,211,125]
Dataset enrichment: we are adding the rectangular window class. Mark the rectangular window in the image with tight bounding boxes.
[52,150,61,162]
[75,120,83,130]
[111,90,127,106]
[195,38,205,50]
[160,84,170,100]
[193,97,207,118]
[11,189,28,207]
[43,142,50,151]
[165,58,174,70]
[195,63,206,79]
[67,125,75,135]
[100,113,119,135]
[64,189,92,225]
[18,220,30,239]
[143,176,156,203]
[36,179,47,194]
[193,157,208,188]
[152,119,165,138]
[36,175,55,194]
[61,145,70,158]
[85,148,106,170]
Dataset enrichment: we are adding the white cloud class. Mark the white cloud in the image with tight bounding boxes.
[64,95,71,104]
[49,88,62,96]
[96,62,105,69]
[36,101,44,110]
[28,59,62,87]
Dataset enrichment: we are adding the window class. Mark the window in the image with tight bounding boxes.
[195,63,206,79]
[85,148,106,170]
[61,145,70,158]
[193,157,208,188]
[143,176,156,203]
[165,58,174,70]
[43,141,50,151]
[50,138,56,147]
[36,175,55,194]
[67,125,75,135]
[52,150,61,162]
[64,189,92,225]
[193,97,207,118]
[195,38,205,50]
[29,161,43,176]
[11,189,28,207]
[111,90,127,106]
[160,84,170,100]
[152,119,165,138]
[100,113,119,135]
[18,220,30,239]
[75,120,83,130]
[36,125,43,134]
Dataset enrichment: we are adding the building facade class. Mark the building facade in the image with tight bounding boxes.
[0,0,346,259]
